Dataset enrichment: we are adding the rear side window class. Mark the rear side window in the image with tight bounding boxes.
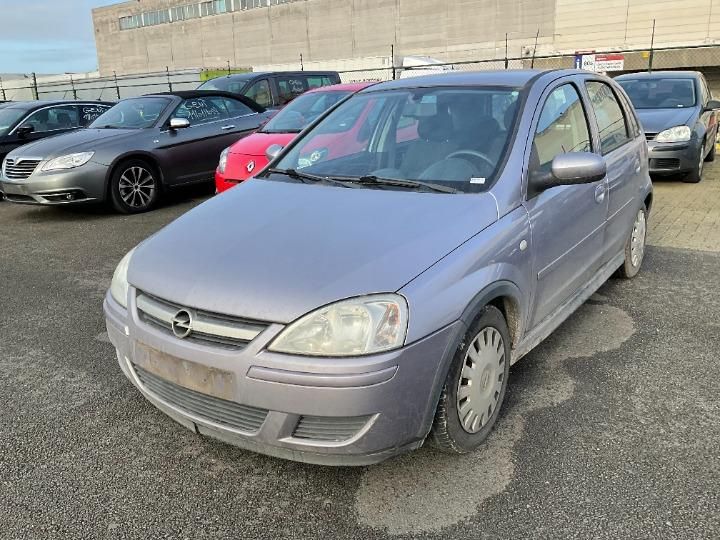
[221,97,256,117]
[79,104,112,127]
[174,97,229,125]
[586,81,632,154]
[306,75,334,89]
[533,84,592,170]
[276,76,307,106]
[243,79,272,108]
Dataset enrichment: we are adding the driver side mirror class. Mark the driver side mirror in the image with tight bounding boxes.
[169,117,190,130]
[16,124,34,138]
[704,99,720,112]
[529,152,607,196]
[265,144,284,161]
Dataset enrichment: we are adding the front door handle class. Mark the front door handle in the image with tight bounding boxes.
[220,125,236,130]
[594,184,605,203]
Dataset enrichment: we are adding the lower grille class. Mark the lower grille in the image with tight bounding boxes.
[293,415,371,442]
[133,364,268,433]
[650,158,681,170]
[3,159,41,179]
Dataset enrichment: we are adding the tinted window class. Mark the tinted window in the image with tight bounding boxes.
[306,75,334,90]
[20,105,81,134]
[199,77,248,94]
[79,104,112,127]
[174,96,229,125]
[89,97,171,129]
[533,84,591,170]
[261,90,351,134]
[617,78,697,109]
[0,108,29,136]
[586,81,631,154]
[243,79,272,108]
[276,76,307,106]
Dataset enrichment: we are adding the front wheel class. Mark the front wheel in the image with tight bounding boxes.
[619,205,647,279]
[684,145,705,183]
[109,160,160,214]
[430,306,510,454]
[704,139,716,162]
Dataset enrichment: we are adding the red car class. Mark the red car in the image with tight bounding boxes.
[215,82,373,192]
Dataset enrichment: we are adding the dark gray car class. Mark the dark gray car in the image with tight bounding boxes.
[105,70,652,465]
[616,70,719,182]
[1,91,270,212]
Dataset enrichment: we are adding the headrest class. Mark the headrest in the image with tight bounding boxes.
[417,112,453,142]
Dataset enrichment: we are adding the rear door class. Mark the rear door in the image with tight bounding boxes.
[273,75,308,107]
[524,78,608,328]
[584,79,641,259]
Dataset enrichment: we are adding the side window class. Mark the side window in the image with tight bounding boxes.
[222,97,255,117]
[243,79,272,108]
[173,97,228,126]
[79,104,112,127]
[306,76,333,90]
[276,76,307,106]
[700,76,711,103]
[22,106,80,133]
[616,91,640,138]
[586,81,631,155]
[532,84,591,171]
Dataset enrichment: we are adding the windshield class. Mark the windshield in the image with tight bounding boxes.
[0,108,27,136]
[618,78,697,109]
[89,97,171,129]
[261,90,352,134]
[273,86,521,193]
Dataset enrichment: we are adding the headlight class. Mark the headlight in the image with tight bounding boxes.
[41,152,94,172]
[655,126,691,143]
[110,247,136,309]
[268,294,408,357]
[217,147,230,174]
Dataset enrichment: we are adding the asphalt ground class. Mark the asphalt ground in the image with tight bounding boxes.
[1,173,719,539]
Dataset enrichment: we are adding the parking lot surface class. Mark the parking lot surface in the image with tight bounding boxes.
[1,170,719,539]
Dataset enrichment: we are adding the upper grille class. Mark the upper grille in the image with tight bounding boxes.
[645,132,657,142]
[133,363,269,433]
[136,291,268,350]
[293,415,372,442]
[3,158,41,180]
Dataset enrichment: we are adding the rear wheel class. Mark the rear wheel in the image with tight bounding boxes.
[619,205,647,279]
[109,160,160,214]
[430,306,510,454]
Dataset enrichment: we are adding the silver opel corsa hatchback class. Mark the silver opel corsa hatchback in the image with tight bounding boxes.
[104,70,652,465]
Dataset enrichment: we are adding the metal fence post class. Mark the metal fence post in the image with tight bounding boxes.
[530,28,540,68]
[0,77,5,101]
[504,33,509,69]
[300,53,304,71]
[69,74,77,100]
[31,72,39,100]
[227,60,231,75]
[166,66,173,92]
[648,19,656,72]
[391,44,396,80]
[113,71,120,100]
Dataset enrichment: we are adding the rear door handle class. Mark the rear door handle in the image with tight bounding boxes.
[594,184,605,203]
[220,125,236,130]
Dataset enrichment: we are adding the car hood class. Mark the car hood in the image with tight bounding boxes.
[635,108,696,134]
[129,179,499,323]
[7,128,139,160]
[229,131,297,157]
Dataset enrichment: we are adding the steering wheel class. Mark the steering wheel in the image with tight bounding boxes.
[445,150,495,172]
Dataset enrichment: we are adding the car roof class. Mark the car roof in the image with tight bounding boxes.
[143,90,266,112]
[362,69,547,92]
[305,82,375,94]
[206,70,338,82]
[1,100,111,111]
[615,70,701,80]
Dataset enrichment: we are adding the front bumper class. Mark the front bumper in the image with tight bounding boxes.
[104,290,461,466]
[647,140,699,174]
[0,161,109,205]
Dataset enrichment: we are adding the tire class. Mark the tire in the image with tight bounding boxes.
[684,145,705,183]
[109,159,160,214]
[704,139,716,162]
[430,305,511,454]
[618,205,647,279]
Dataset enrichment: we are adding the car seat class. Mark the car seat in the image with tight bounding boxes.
[400,112,459,178]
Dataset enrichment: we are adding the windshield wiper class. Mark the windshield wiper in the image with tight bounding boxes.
[351,175,459,194]
[261,129,302,134]
[264,168,359,188]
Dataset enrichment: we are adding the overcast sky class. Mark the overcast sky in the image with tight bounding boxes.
[0,0,120,74]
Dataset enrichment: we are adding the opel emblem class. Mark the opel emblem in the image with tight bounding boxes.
[309,150,323,162]
[246,160,255,173]
[171,309,193,339]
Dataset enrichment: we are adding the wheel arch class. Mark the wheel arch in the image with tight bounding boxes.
[458,280,525,350]
[105,152,165,199]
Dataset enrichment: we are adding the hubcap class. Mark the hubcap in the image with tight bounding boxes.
[630,209,646,268]
[118,166,155,208]
[456,327,506,434]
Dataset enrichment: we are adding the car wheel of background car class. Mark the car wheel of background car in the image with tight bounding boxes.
[704,139,716,162]
[684,145,705,183]
[619,205,647,279]
[430,305,510,454]
[109,159,160,214]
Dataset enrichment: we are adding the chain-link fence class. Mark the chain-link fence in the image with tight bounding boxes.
[3,43,720,103]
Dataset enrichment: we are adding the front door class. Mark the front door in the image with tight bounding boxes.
[524,80,609,328]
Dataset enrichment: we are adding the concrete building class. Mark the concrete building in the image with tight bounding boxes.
[92,0,720,78]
